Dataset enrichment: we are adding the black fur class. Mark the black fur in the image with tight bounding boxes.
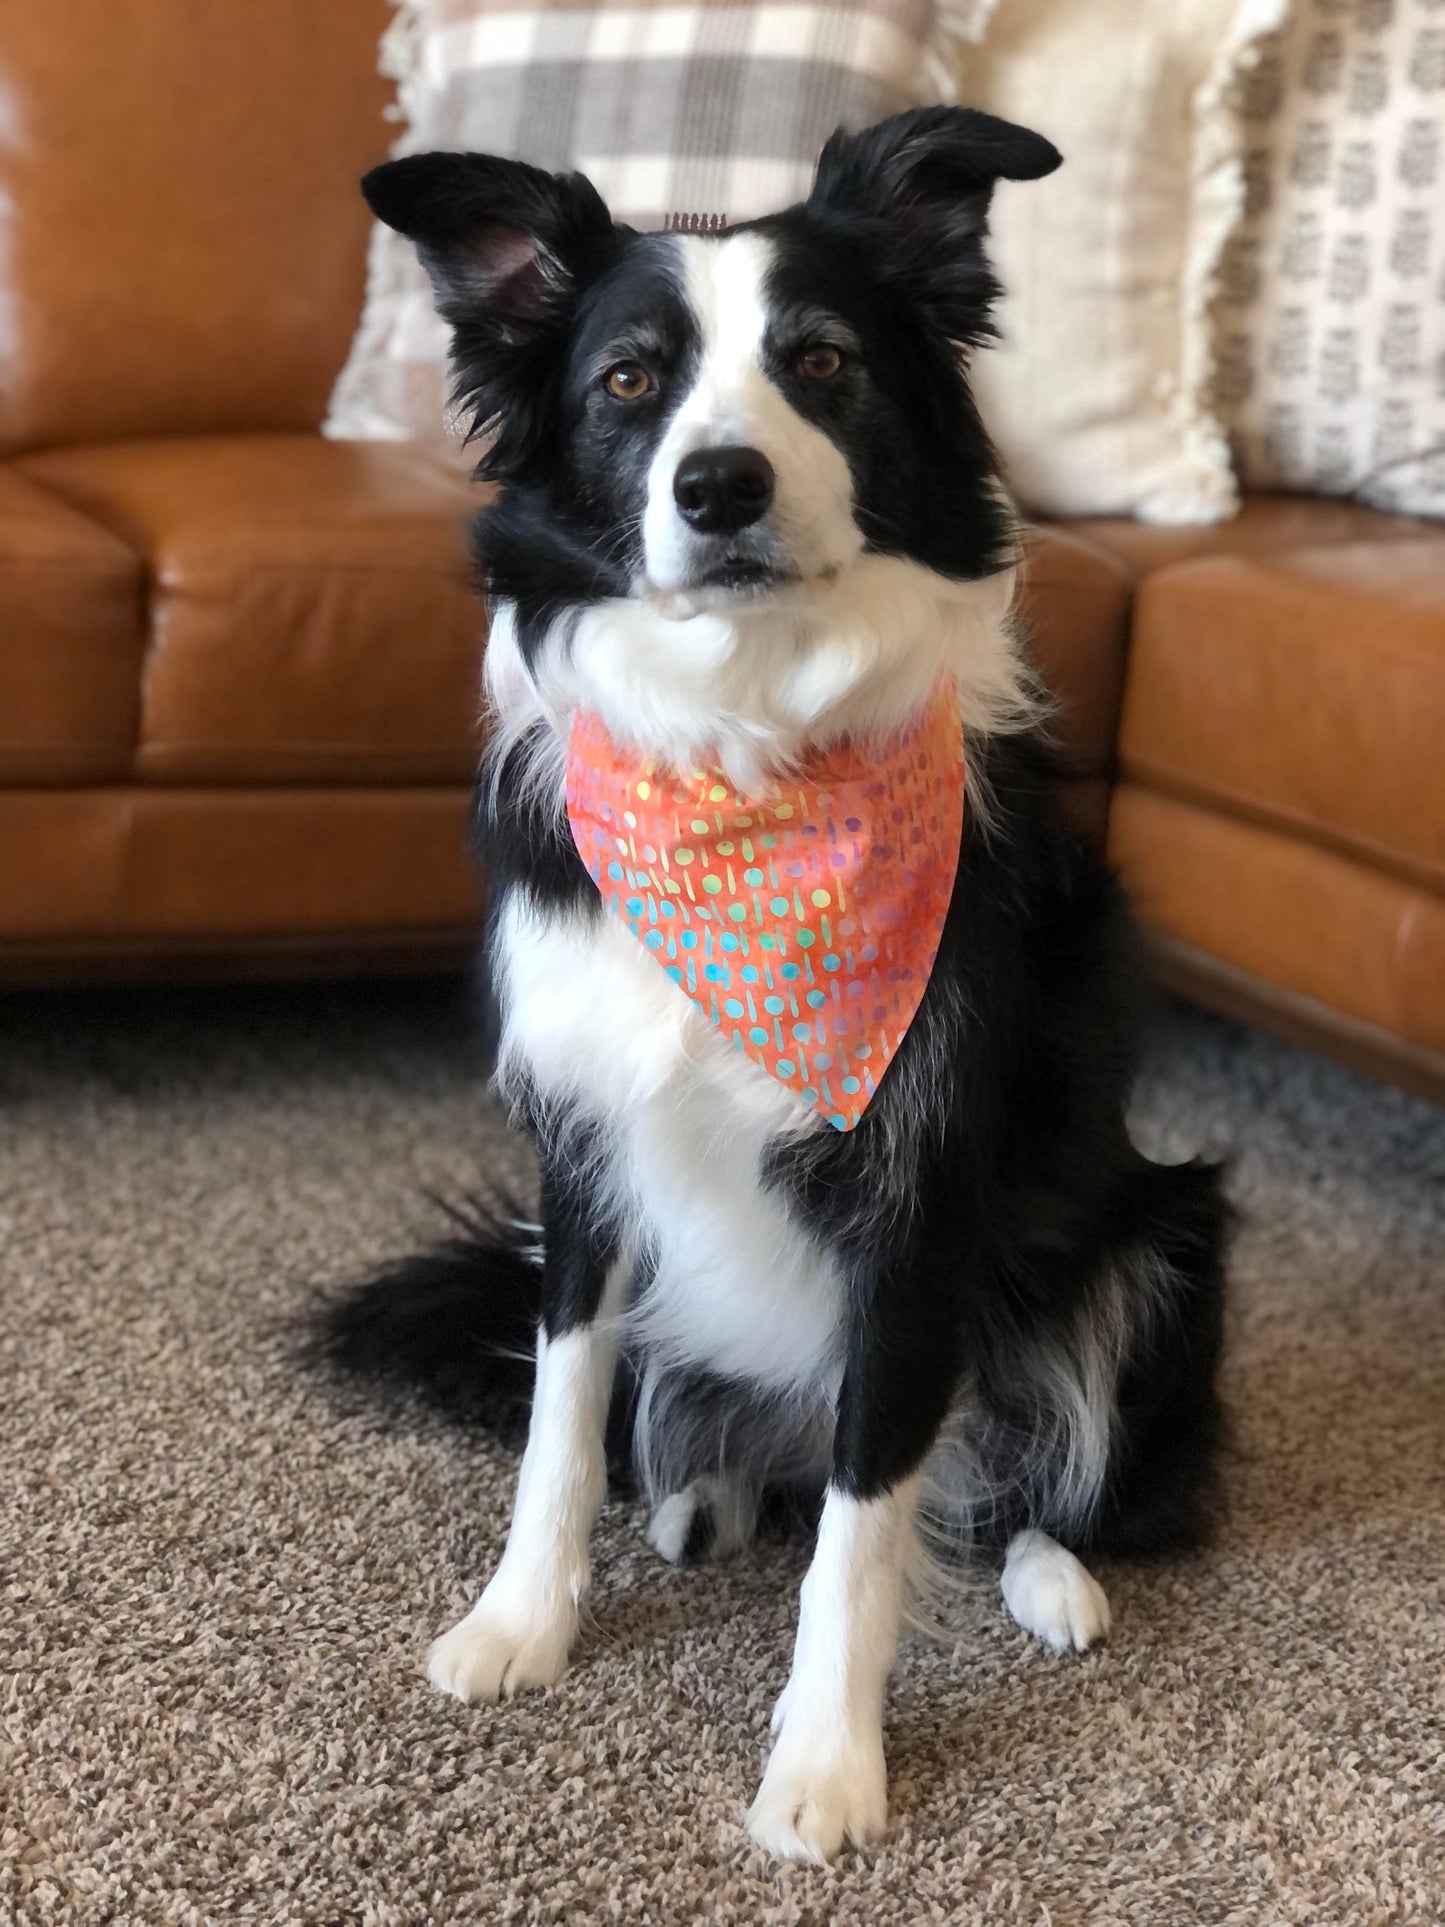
[316,1196,541,1440]
[319,108,1227,1572]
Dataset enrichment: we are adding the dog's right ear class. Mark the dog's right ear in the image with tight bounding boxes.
[362,151,620,338]
[362,152,622,471]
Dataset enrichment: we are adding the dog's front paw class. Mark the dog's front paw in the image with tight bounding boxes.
[745,1727,888,1863]
[427,1588,576,1704]
[1001,1530,1111,1654]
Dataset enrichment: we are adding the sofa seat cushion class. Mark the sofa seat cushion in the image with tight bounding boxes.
[0,787,479,945]
[17,437,485,784]
[1110,784,1445,1061]
[1061,494,1435,582]
[0,467,144,782]
[1118,539,1445,894]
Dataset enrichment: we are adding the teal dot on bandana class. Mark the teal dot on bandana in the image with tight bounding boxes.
[741,966,760,983]
[770,896,790,916]
[608,862,624,881]
[681,931,698,950]
[625,898,644,918]
[725,998,744,1018]
[807,990,827,1009]
[660,900,676,918]
[744,868,764,887]
[796,929,816,948]
[841,1076,861,1094]
[823,953,841,971]
[704,964,725,983]
[749,1026,768,1045]
[800,1086,818,1104]
[644,930,663,949]
[727,903,747,922]
[758,933,776,950]
[720,933,739,952]
[763,996,784,1015]
[829,1113,847,1130]
[781,962,801,981]
[666,966,683,984]
[793,1022,812,1043]
[776,1059,796,1076]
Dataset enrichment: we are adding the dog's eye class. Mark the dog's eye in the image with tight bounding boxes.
[604,362,652,401]
[797,344,844,380]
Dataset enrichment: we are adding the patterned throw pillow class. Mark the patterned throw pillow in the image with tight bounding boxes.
[326,0,990,444]
[1215,0,1445,518]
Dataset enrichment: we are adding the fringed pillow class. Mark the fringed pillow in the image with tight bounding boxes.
[964,0,1290,525]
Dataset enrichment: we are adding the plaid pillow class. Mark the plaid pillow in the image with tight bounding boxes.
[326,0,989,443]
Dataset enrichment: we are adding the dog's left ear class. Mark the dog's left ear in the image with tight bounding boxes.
[807,106,1061,342]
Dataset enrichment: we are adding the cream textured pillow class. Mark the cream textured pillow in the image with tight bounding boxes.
[1214,0,1445,519]
[326,0,993,444]
[966,0,1289,524]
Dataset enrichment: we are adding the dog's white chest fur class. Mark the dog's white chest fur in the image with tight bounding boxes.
[494,892,846,1392]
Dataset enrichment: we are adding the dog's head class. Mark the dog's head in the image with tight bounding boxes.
[364,109,1059,619]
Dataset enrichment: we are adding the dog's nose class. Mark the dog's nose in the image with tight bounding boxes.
[673,446,775,534]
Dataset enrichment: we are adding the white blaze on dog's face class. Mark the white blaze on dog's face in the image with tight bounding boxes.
[639,233,862,610]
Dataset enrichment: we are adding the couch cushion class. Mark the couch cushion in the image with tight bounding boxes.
[0,788,479,944]
[0,1,391,452]
[1061,495,1435,581]
[1016,524,1132,781]
[0,468,144,782]
[1110,784,1445,1059]
[14,436,1129,795]
[17,438,487,785]
[1118,539,1445,894]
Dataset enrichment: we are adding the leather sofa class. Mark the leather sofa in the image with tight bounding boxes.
[3,4,1442,1104]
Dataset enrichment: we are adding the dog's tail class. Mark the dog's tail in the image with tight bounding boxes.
[311,1196,544,1438]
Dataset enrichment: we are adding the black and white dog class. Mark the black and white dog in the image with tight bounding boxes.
[322,108,1227,1863]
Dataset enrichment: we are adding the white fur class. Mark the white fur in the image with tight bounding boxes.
[1000,1529,1112,1653]
[428,1283,623,1702]
[494,891,845,1395]
[746,1480,919,1861]
[642,233,861,606]
[568,554,1024,796]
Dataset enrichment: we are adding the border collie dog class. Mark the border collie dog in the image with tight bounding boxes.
[322,109,1227,1863]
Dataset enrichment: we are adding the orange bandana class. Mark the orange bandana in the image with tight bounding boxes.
[566,687,965,1130]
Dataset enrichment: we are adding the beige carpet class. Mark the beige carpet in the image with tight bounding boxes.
[4,981,1442,1926]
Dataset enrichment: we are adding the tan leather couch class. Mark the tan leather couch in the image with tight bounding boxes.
[3,5,1442,1103]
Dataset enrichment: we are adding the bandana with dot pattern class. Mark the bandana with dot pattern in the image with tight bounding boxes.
[565,686,965,1130]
